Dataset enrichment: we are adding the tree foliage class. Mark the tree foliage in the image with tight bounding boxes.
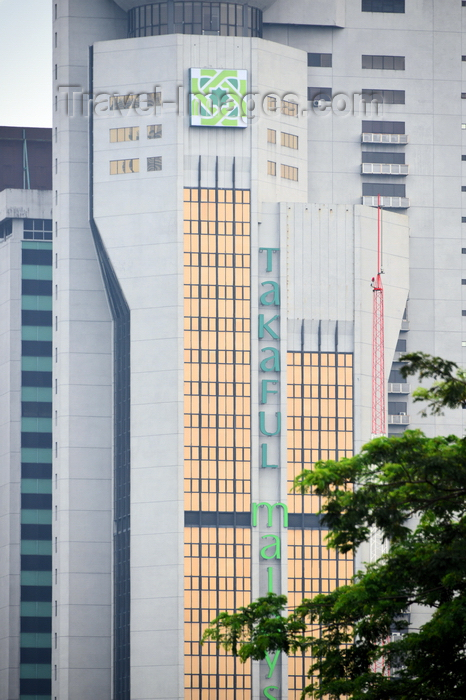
[202,355,466,699]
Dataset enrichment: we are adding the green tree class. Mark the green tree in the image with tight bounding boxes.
[202,354,466,699]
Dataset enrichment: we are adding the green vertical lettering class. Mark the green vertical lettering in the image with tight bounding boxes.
[258,314,280,340]
[261,443,278,469]
[260,281,280,307]
[261,380,278,404]
[267,567,274,594]
[259,411,281,437]
[251,502,289,528]
[260,347,281,372]
[259,247,279,272]
[260,535,281,560]
[265,651,281,679]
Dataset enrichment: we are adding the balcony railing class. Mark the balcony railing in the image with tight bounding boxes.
[361,163,409,175]
[388,383,410,394]
[362,196,410,208]
[388,414,410,425]
[361,133,409,144]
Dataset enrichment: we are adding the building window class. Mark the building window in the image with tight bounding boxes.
[147,156,162,171]
[128,2,262,39]
[462,279,466,284]
[463,156,466,161]
[267,161,276,176]
[463,310,466,316]
[281,100,299,117]
[109,127,139,142]
[0,218,13,240]
[308,86,332,103]
[267,96,278,112]
[361,89,405,104]
[307,53,332,67]
[147,124,162,139]
[109,92,161,111]
[281,132,299,149]
[362,152,405,164]
[462,93,466,99]
[362,55,405,70]
[267,129,276,144]
[281,164,298,181]
[363,182,405,197]
[23,219,53,241]
[462,249,466,254]
[462,217,466,222]
[362,0,405,11]
[110,159,140,175]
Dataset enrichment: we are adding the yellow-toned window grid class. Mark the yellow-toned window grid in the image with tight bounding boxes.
[287,530,353,700]
[184,188,252,698]
[184,188,251,514]
[287,352,353,514]
[185,527,252,700]
[287,352,354,700]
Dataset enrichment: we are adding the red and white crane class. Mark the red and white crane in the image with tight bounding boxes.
[371,195,386,438]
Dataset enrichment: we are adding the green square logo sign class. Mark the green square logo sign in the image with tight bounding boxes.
[190,68,248,128]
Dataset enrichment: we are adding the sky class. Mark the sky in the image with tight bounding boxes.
[0,0,52,128]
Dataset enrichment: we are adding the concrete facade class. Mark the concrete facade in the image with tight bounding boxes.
[46,1,465,699]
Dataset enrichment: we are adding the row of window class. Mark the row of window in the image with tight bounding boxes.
[109,124,162,142]
[308,53,405,70]
[267,161,299,181]
[267,96,298,117]
[109,157,162,174]
[267,129,298,149]
[308,87,405,104]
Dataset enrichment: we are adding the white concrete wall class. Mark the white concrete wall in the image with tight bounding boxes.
[264,0,466,439]
[92,31,308,700]
[53,1,126,699]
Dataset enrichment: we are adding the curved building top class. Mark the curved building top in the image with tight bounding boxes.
[113,0,276,11]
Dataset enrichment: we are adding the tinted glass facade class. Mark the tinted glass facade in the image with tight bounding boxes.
[184,187,252,698]
[128,2,262,38]
[287,352,353,700]
[20,236,53,700]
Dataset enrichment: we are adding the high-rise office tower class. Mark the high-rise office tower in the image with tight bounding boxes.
[0,127,53,699]
[51,1,463,699]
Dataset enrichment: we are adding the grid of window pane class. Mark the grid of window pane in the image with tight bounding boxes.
[282,100,299,117]
[128,2,262,38]
[147,156,162,171]
[267,161,276,176]
[362,0,405,11]
[184,187,251,513]
[109,159,139,175]
[20,241,53,699]
[147,124,162,139]
[287,352,353,700]
[281,132,299,149]
[185,527,252,700]
[109,127,139,142]
[362,120,405,134]
[267,129,276,144]
[362,55,405,70]
[23,219,53,241]
[281,164,298,181]
[361,89,405,104]
[109,92,161,111]
[183,187,251,698]
[287,352,353,515]
[307,53,332,67]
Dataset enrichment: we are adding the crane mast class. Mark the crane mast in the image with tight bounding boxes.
[372,196,386,438]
